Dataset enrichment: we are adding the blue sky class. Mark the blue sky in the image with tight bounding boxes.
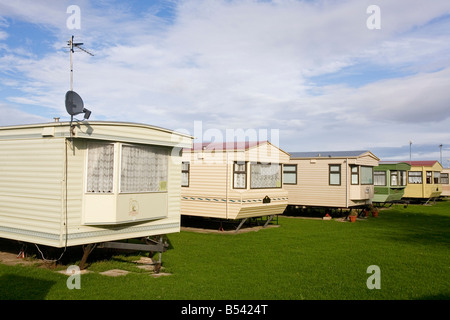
[1,0,450,165]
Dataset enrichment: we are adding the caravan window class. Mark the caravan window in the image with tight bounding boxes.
[283,164,297,185]
[391,170,407,186]
[181,162,190,187]
[329,165,341,185]
[374,171,386,186]
[441,173,449,184]
[426,171,432,184]
[361,166,373,185]
[250,163,282,189]
[350,166,359,185]
[120,145,168,193]
[233,162,247,189]
[433,172,440,184]
[86,143,115,193]
[408,171,422,184]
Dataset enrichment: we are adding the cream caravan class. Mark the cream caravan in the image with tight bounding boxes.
[181,141,289,227]
[284,150,380,209]
[0,121,192,258]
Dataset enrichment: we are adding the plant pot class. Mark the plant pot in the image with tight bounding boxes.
[372,211,379,218]
[349,215,357,223]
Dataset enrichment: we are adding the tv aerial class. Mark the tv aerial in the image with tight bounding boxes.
[65,35,93,123]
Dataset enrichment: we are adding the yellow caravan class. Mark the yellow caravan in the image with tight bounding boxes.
[285,150,380,209]
[403,161,443,200]
[181,141,289,227]
[0,121,192,257]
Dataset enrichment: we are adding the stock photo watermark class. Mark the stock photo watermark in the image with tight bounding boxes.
[170,120,281,166]
[366,265,381,289]
[67,5,81,30]
[66,265,81,289]
[367,5,381,30]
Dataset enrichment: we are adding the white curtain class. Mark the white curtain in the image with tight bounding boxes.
[87,143,114,193]
[374,171,386,186]
[250,163,281,189]
[408,172,422,184]
[391,171,398,186]
[121,145,168,193]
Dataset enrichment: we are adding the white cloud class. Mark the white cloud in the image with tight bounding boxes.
[1,0,450,159]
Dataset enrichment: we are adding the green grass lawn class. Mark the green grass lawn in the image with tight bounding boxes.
[0,200,449,300]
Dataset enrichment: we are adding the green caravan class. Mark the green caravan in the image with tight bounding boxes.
[373,161,411,204]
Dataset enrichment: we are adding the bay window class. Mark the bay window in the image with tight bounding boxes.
[120,144,168,193]
[361,166,373,185]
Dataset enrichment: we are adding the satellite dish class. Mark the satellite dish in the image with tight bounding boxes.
[65,90,84,116]
[65,90,91,120]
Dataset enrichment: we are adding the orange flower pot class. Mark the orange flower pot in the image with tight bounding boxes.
[349,216,357,223]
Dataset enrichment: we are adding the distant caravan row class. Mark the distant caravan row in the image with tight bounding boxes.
[181,141,448,222]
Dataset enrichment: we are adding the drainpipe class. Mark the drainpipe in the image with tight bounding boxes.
[346,158,349,208]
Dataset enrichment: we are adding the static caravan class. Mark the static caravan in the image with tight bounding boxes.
[373,161,411,203]
[181,141,290,226]
[285,151,380,209]
[0,121,192,254]
[441,168,450,197]
[403,161,443,200]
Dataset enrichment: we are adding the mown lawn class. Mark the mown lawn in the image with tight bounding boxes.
[0,200,449,300]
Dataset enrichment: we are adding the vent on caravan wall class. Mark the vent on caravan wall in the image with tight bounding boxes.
[65,90,91,120]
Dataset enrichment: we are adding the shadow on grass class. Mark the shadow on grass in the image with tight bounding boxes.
[376,204,450,247]
[417,292,450,300]
[0,274,56,300]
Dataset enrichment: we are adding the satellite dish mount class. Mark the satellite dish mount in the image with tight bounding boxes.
[65,36,93,128]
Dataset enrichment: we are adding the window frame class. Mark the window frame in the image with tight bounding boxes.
[426,171,432,184]
[360,166,374,185]
[85,142,115,194]
[233,161,247,189]
[119,143,169,194]
[250,162,282,189]
[441,173,449,184]
[181,161,190,187]
[374,170,386,186]
[329,164,341,186]
[350,165,359,185]
[408,171,423,184]
[283,164,297,185]
[433,171,440,184]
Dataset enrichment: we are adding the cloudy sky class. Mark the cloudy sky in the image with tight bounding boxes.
[0,0,449,165]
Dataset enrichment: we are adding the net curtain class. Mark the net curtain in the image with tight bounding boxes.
[120,145,168,193]
[86,143,114,193]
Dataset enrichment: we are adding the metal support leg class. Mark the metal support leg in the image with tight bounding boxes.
[263,215,274,228]
[235,218,248,233]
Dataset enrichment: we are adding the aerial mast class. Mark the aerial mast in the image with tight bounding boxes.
[67,35,93,91]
